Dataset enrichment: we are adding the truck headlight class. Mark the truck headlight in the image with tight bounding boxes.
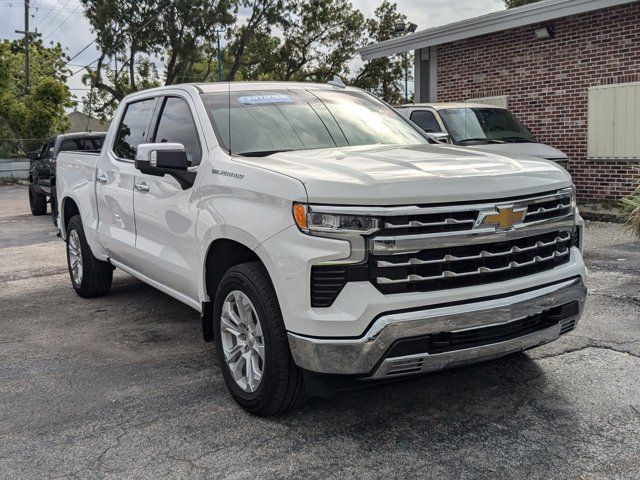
[292,203,379,236]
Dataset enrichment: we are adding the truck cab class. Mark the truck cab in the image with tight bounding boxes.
[396,103,569,170]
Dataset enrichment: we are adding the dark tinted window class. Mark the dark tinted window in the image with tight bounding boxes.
[410,110,442,133]
[114,98,157,160]
[152,97,202,165]
[60,137,105,152]
[40,140,54,159]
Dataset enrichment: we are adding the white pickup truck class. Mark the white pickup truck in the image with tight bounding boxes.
[56,81,587,416]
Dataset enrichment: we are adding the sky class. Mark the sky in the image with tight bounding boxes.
[0,0,505,107]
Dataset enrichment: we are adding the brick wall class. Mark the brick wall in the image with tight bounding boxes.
[437,2,640,201]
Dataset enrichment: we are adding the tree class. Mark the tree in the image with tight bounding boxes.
[0,39,73,155]
[224,0,288,81]
[81,58,160,121]
[505,0,543,8]
[219,0,364,82]
[159,0,234,84]
[80,0,233,113]
[273,0,364,82]
[351,1,406,104]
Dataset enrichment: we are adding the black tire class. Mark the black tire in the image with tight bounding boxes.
[29,183,47,216]
[66,215,113,298]
[213,262,304,416]
[50,185,58,226]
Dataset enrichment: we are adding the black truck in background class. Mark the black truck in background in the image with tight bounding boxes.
[28,132,106,223]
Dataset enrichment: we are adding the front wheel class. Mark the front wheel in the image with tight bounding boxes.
[66,215,113,298]
[213,262,304,416]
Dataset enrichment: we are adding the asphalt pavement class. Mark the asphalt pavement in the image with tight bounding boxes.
[1,184,639,479]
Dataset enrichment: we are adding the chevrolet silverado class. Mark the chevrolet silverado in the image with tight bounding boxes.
[55,82,587,416]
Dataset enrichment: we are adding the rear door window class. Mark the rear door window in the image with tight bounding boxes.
[152,97,202,166]
[410,110,442,133]
[39,141,52,159]
[113,98,157,160]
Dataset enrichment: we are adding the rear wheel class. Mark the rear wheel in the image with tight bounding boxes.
[66,215,113,298]
[213,262,304,416]
[29,183,47,216]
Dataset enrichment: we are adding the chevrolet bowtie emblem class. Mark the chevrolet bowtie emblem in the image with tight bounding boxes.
[480,206,527,230]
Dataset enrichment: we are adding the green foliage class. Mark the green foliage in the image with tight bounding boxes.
[78,0,412,116]
[505,0,543,8]
[81,58,160,121]
[620,175,640,239]
[198,0,364,82]
[351,1,407,104]
[0,39,73,156]
[274,0,365,82]
[224,0,289,81]
[80,0,233,108]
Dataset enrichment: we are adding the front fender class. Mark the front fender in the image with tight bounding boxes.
[194,159,308,303]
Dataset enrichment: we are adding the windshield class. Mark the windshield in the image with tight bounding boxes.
[438,108,536,145]
[201,89,428,156]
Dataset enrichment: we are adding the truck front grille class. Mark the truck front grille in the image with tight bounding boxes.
[377,188,573,237]
[309,189,576,307]
[371,230,573,295]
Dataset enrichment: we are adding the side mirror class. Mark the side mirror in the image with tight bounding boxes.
[426,132,451,144]
[27,151,39,161]
[135,143,195,190]
[135,143,188,174]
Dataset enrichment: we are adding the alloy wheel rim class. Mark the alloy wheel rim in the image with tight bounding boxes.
[220,290,265,393]
[68,230,83,285]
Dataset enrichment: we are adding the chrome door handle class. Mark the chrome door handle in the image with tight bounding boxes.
[96,174,108,184]
[135,183,150,192]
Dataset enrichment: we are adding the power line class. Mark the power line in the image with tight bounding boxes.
[33,1,58,25]
[0,3,79,13]
[67,15,157,77]
[38,0,73,34]
[41,3,82,40]
[65,38,97,65]
[5,3,17,30]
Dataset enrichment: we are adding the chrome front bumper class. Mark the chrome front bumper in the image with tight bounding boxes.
[288,277,586,378]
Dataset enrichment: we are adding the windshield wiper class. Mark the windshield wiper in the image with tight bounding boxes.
[458,138,491,143]
[457,138,503,145]
[500,137,536,143]
[237,149,294,157]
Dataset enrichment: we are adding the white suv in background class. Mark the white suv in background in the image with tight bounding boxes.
[397,103,570,170]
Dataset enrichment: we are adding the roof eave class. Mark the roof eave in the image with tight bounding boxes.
[359,0,638,60]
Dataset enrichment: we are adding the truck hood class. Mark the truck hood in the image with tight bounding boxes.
[466,142,568,160]
[237,144,572,206]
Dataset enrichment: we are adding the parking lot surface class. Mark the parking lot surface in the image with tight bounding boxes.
[1,184,639,479]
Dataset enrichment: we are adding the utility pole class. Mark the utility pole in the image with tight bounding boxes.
[214,29,224,81]
[15,0,40,94]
